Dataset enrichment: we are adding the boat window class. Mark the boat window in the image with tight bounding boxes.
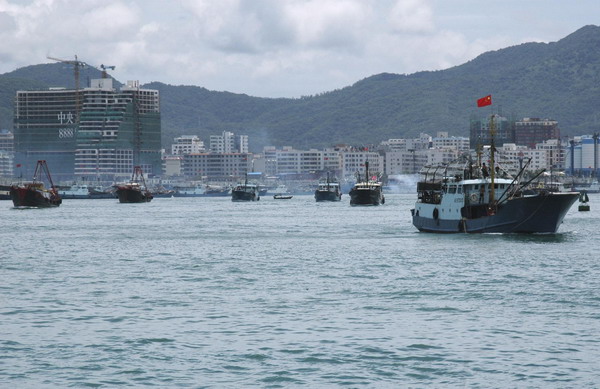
[448,185,456,194]
[457,186,462,194]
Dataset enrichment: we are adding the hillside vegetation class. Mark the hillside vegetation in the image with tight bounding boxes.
[1,25,599,151]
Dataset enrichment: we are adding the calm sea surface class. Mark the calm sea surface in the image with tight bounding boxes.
[1,194,599,388]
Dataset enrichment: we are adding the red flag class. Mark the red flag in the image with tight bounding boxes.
[16,163,22,167]
[477,95,492,107]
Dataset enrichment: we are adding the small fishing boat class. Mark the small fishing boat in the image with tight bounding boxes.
[115,166,153,203]
[10,160,62,207]
[231,175,259,201]
[349,161,385,206]
[314,172,342,202]
[273,184,293,200]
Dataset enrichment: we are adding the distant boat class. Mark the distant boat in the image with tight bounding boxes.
[273,184,293,200]
[572,180,600,193]
[349,161,385,206]
[231,175,259,201]
[204,185,230,197]
[115,166,153,203]
[0,184,11,200]
[58,183,115,199]
[10,160,62,207]
[314,172,342,202]
[173,184,205,197]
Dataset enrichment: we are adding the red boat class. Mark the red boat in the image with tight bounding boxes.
[10,160,62,207]
[115,166,153,203]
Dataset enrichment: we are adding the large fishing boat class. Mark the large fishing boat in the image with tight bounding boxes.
[314,172,342,202]
[231,175,259,201]
[411,114,578,233]
[115,166,153,203]
[349,161,385,205]
[10,160,62,207]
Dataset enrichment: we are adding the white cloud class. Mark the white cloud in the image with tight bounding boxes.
[0,0,598,97]
[388,0,434,33]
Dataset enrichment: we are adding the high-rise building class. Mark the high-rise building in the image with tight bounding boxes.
[13,78,161,180]
[469,115,514,149]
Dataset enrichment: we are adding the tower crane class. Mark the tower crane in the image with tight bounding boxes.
[100,64,116,79]
[47,55,87,121]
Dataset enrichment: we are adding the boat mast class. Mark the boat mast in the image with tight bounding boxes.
[489,114,496,205]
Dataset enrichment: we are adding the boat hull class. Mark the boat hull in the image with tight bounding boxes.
[349,188,384,206]
[315,190,341,202]
[231,190,258,201]
[10,186,62,207]
[116,187,153,203]
[412,192,578,233]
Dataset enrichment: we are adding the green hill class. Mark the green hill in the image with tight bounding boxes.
[2,25,600,151]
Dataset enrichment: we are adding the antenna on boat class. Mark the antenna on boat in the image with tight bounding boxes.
[489,114,496,207]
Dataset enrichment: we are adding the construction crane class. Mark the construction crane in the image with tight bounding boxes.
[100,64,116,79]
[47,55,87,121]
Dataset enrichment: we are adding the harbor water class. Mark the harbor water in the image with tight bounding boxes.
[1,194,599,387]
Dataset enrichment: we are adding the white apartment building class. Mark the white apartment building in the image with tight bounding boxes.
[497,143,548,172]
[385,149,427,175]
[210,131,249,154]
[275,147,327,174]
[162,155,183,176]
[182,152,251,179]
[432,135,470,151]
[340,150,384,178]
[171,135,205,155]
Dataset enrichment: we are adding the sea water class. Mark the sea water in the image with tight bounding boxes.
[1,194,599,387]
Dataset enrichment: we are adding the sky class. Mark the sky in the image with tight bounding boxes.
[0,0,598,98]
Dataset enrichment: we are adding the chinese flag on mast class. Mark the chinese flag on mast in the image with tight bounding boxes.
[477,95,492,107]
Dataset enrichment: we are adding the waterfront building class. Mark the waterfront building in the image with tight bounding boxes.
[13,78,161,180]
[162,155,183,176]
[564,135,600,177]
[339,149,384,179]
[0,129,14,177]
[172,135,205,155]
[497,143,541,172]
[182,152,251,180]
[275,147,328,174]
[385,149,427,175]
[514,118,560,149]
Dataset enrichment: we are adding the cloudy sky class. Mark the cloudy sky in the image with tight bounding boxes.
[0,0,598,98]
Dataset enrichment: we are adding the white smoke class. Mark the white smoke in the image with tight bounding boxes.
[386,174,419,193]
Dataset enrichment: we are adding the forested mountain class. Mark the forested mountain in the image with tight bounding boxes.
[1,25,599,151]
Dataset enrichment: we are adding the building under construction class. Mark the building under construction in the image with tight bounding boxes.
[13,78,161,181]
